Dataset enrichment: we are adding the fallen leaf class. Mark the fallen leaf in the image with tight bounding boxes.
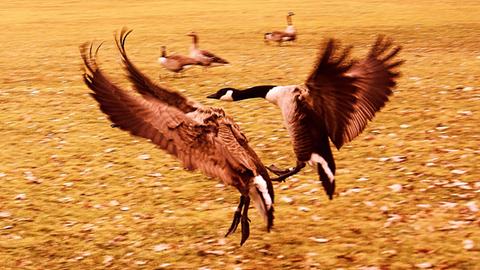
[465,201,478,212]
[103,255,114,265]
[0,211,12,218]
[391,156,407,162]
[463,239,474,250]
[381,250,397,257]
[298,206,310,212]
[135,260,147,266]
[415,262,433,269]
[450,169,466,175]
[205,250,225,256]
[138,154,150,160]
[153,243,171,252]
[439,202,457,208]
[389,184,403,192]
[14,194,26,200]
[281,196,294,204]
[24,171,41,184]
[309,237,330,243]
[109,200,119,206]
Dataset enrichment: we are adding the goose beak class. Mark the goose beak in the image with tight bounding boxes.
[207,93,219,99]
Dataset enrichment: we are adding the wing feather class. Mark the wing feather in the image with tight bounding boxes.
[305,39,358,149]
[305,36,403,149]
[342,35,403,146]
[199,49,229,64]
[80,42,246,185]
[114,28,199,113]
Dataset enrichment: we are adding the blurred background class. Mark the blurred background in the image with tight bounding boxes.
[0,0,478,269]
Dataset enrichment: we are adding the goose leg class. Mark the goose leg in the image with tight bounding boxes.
[269,161,306,182]
[225,196,245,237]
[267,164,291,175]
[240,196,251,246]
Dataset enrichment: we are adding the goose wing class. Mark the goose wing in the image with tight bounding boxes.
[344,36,403,143]
[266,31,288,41]
[81,42,251,184]
[305,36,402,149]
[199,49,229,64]
[115,28,199,113]
[216,116,260,173]
[168,55,200,65]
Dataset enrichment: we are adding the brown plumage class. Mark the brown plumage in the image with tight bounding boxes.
[305,36,403,149]
[158,45,199,73]
[264,12,296,45]
[207,35,403,199]
[80,28,274,245]
[187,31,229,66]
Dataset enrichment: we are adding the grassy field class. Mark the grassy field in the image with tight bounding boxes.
[1,0,479,269]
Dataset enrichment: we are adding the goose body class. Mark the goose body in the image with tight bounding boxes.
[187,31,229,66]
[158,46,199,73]
[264,12,297,45]
[80,28,273,245]
[208,36,403,199]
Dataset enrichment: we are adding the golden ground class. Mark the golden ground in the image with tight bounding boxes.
[0,0,479,269]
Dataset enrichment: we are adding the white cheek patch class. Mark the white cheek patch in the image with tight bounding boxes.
[254,175,272,209]
[308,153,334,183]
[220,90,234,101]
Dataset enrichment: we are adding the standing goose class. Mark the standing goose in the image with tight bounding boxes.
[207,36,403,200]
[158,45,200,74]
[187,31,229,66]
[80,28,274,245]
[264,12,296,45]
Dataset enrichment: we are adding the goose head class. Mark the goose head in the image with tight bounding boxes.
[207,85,278,101]
[186,31,198,37]
[160,46,167,57]
[207,87,237,101]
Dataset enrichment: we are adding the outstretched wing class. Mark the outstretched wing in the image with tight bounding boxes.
[305,38,358,149]
[80,42,249,185]
[343,36,403,145]
[305,36,402,149]
[114,28,199,113]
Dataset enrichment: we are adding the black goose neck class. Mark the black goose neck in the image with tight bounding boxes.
[192,35,198,45]
[234,85,276,100]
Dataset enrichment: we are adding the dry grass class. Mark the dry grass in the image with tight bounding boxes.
[0,0,479,269]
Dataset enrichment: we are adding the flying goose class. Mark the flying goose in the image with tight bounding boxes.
[158,45,200,74]
[187,31,229,66]
[264,12,296,45]
[80,28,274,245]
[207,36,403,200]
